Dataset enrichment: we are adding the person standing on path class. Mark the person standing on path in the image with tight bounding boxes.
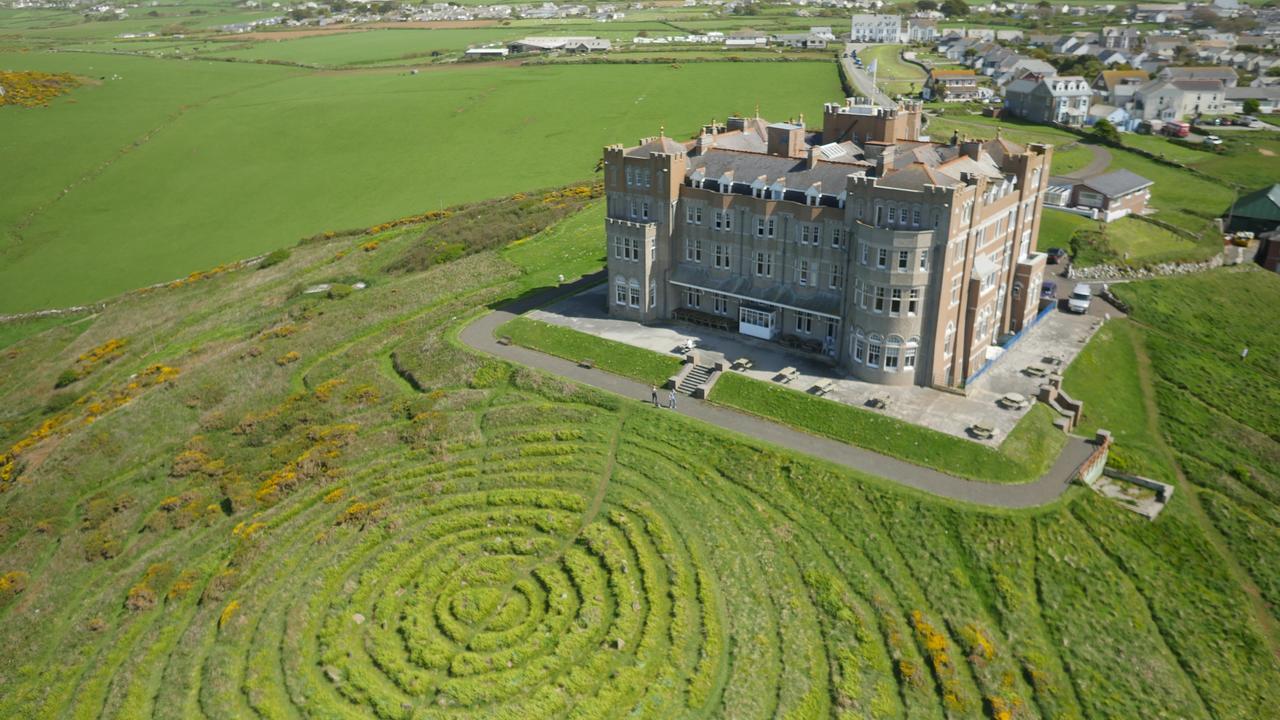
[668,388,677,410]
[651,385,659,407]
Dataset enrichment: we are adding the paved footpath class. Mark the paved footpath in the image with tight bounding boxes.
[460,278,1096,509]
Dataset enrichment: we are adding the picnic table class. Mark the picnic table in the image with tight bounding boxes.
[732,357,753,371]
[775,366,799,384]
[969,423,996,439]
[866,397,888,410]
[998,392,1029,410]
[1023,365,1049,378]
[811,379,835,396]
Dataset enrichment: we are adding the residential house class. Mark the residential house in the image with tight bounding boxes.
[1070,169,1154,222]
[1158,66,1238,87]
[508,36,610,53]
[905,18,939,43]
[1133,78,1226,120]
[1102,26,1141,51]
[850,14,903,43]
[994,58,1057,87]
[1092,69,1152,106]
[603,99,1054,389]
[1086,103,1136,131]
[774,32,827,49]
[1224,86,1280,114]
[923,69,980,101]
[1004,76,1092,126]
[1145,36,1188,59]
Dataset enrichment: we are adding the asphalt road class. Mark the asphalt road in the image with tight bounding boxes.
[459,276,1098,509]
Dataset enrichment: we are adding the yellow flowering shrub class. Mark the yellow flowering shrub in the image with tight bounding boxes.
[275,351,300,367]
[0,570,28,603]
[0,70,81,107]
[219,599,240,629]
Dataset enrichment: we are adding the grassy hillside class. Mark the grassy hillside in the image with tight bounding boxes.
[0,53,840,312]
[2,199,1279,718]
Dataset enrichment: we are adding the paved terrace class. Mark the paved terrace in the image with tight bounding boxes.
[529,284,1102,445]
[459,277,1098,509]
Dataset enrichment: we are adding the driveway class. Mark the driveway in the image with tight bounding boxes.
[458,275,1100,509]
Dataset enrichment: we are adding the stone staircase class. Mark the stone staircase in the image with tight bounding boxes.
[678,364,714,395]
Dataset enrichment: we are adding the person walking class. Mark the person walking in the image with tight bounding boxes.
[651,385,659,407]
[668,388,677,410]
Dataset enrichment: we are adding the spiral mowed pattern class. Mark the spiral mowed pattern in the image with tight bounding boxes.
[7,386,1090,720]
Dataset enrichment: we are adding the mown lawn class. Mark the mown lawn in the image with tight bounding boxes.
[709,371,1067,484]
[501,200,606,290]
[1069,216,1206,267]
[1037,208,1094,252]
[498,316,682,387]
[0,55,841,313]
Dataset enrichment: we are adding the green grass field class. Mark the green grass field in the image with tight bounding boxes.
[1037,208,1094,252]
[859,44,926,96]
[0,54,840,313]
[2,199,1280,719]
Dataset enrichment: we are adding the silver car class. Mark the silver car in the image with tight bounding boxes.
[1068,284,1092,314]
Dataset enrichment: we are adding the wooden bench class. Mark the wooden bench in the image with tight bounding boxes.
[497,335,512,346]
[811,379,835,396]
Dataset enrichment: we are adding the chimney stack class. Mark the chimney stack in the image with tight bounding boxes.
[807,144,820,169]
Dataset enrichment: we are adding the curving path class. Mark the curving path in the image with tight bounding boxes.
[1052,142,1113,184]
[458,276,1097,509]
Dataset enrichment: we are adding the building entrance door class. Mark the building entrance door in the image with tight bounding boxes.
[738,306,778,340]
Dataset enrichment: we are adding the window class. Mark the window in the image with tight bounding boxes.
[615,277,627,305]
[796,259,810,286]
[795,311,813,334]
[944,322,956,358]
[685,237,702,263]
[686,205,702,224]
[860,242,869,265]
[712,294,729,316]
[630,199,637,219]
[649,241,656,263]
[950,276,961,306]
[884,337,901,371]
[890,288,903,316]
[629,281,641,308]
[642,201,650,220]
[912,208,921,226]
[714,210,731,231]
[908,288,920,315]
[714,244,730,270]
[755,252,773,277]
[613,236,623,260]
[756,218,766,237]
[801,224,812,245]
[888,207,897,224]
[853,330,866,363]
[766,218,776,238]
[903,342,917,370]
[877,248,888,269]
[831,228,842,249]
[855,279,866,308]
[625,167,633,186]
[684,288,702,308]
[919,249,929,272]
[830,263,844,290]
[874,286,886,313]
[1013,281,1022,300]
[897,250,909,271]
[867,336,883,367]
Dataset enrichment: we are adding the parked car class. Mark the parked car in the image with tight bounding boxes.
[1240,116,1263,128]
[1041,281,1057,300]
[1068,283,1092,314]
[1202,135,1223,147]
[1045,247,1068,264]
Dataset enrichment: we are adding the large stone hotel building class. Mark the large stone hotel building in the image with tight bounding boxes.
[602,99,1051,389]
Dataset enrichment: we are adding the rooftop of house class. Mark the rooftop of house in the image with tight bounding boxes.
[1097,69,1151,90]
[1171,79,1226,92]
[1159,66,1238,81]
[930,69,977,78]
[1079,169,1154,198]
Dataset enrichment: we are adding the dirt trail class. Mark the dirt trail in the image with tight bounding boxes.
[1127,324,1280,661]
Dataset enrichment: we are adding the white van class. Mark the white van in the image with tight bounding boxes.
[1068,284,1092,314]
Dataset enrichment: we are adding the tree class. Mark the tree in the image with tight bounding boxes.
[1189,7,1219,28]
[941,0,969,17]
[916,0,938,10]
[1243,98,1261,115]
[1092,118,1121,145]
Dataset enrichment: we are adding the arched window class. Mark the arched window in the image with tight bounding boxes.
[614,276,627,306]
[867,334,884,368]
[884,335,903,371]
[944,321,956,358]
[903,336,919,370]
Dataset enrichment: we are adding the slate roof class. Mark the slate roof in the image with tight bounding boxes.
[1171,79,1225,93]
[1079,169,1154,198]
[686,150,868,192]
[1097,69,1150,91]
[625,136,690,158]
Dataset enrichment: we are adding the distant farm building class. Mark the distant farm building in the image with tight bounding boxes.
[508,37,611,54]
